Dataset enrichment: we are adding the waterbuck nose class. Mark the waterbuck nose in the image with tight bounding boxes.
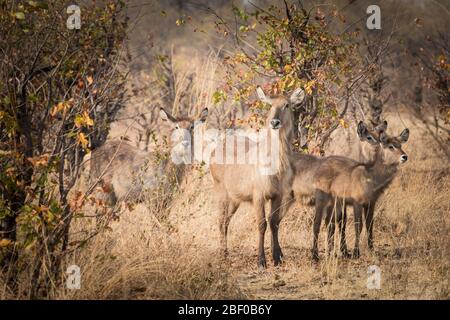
[270,119,281,129]
[400,154,408,163]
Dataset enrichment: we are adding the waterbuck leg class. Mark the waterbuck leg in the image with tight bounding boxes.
[312,190,328,262]
[269,195,283,266]
[281,190,295,220]
[218,199,229,257]
[339,205,350,258]
[219,199,239,258]
[254,197,267,269]
[324,205,336,257]
[353,203,364,258]
[365,203,375,250]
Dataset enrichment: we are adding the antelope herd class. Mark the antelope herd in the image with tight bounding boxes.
[84,87,410,268]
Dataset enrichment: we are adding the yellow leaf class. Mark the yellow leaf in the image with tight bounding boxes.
[339,119,348,128]
[83,111,94,126]
[86,75,93,86]
[51,102,64,117]
[74,111,94,128]
[305,80,316,95]
[77,132,89,148]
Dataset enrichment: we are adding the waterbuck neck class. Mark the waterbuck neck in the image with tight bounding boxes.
[364,145,399,193]
[267,125,293,178]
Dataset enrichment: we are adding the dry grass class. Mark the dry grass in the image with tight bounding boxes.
[2,49,448,300]
[42,54,450,299]
[53,109,449,300]
[55,223,244,299]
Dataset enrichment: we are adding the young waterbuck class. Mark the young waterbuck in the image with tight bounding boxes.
[87,107,208,206]
[287,121,388,258]
[209,87,304,268]
[312,121,409,260]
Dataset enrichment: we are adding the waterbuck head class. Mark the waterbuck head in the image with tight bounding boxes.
[256,87,305,140]
[357,120,409,166]
[159,107,208,164]
[357,120,388,162]
[379,128,409,165]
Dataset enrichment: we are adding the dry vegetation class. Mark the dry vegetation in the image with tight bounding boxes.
[25,71,449,300]
[1,0,449,300]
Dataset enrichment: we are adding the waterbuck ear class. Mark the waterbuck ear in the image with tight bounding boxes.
[357,121,368,138]
[398,128,409,143]
[199,107,208,122]
[256,86,271,104]
[379,131,388,144]
[374,120,388,133]
[289,88,305,105]
[159,108,176,124]
[297,122,309,148]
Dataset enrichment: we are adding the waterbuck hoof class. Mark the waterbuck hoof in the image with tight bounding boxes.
[273,257,283,266]
[272,249,283,266]
[311,250,320,263]
[258,258,267,270]
[341,249,351,259]
[222,249,229,258]
[352,248,360,259]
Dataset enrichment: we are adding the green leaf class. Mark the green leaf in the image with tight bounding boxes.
[37,1,49,10]
[27,1,48,10]
[14,12,25,20]
[212,90,227,105]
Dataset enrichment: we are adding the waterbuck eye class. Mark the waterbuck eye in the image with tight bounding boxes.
[175,124,180,130]
[367,136,374,141]
[389,145,395,150]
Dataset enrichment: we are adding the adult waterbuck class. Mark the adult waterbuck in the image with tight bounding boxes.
[312,122,409,260]
[209,87,304,268]
[87,107,208,206]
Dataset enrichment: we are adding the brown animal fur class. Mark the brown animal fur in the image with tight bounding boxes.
[312,122,410,260]
[87,107,208,206]
[285,121,388,256]
[210,87,304,268]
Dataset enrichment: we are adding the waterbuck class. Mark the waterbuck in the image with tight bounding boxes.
[209,87,304,268]
[290,121,386,203]
[312,122,409,260]
[87,107,208,205]
[287,121,388,258]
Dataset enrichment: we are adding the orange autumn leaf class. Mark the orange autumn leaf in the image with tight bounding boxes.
[27,154,50,168]
[77,132,89,148]
[0,239,12,247]
[74,111,94,128]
